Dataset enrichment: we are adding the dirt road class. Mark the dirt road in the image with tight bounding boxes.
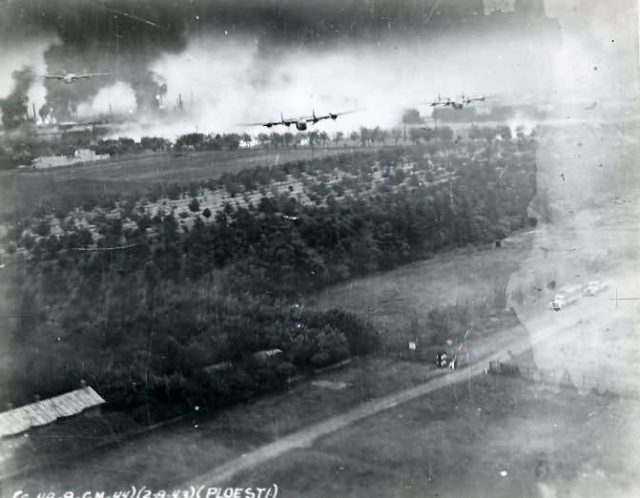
[186,295,619,487]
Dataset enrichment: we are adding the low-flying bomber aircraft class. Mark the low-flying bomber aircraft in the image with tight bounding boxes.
[243,109,356,131]
[429,94,487,110]
[428,94,447,108]
[42,72,112,84]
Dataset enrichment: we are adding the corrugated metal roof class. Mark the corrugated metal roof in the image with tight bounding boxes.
[0,386,105,438]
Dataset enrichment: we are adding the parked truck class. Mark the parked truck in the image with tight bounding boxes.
[549,284,582,311]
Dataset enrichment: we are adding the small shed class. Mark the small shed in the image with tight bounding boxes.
[252,349,283,362]
[0,386,105,439]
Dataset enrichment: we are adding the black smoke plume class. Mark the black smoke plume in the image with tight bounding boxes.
[0,67,35,129]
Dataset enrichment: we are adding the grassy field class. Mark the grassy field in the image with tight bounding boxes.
[0,146,368,218]
[307,229,535,335]
[2,346,511,492]
[19,147,366,184]
[233,374,640,497]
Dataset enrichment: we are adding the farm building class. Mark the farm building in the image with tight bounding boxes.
[32,149,110,169]
[253,349,283,362]
[0,385,105,439]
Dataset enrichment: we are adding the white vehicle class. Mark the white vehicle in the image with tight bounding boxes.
[549,294,566,311]
[549,284,582,311]
[582,279,609,297]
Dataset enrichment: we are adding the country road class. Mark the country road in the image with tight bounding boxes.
[186,292,620,487]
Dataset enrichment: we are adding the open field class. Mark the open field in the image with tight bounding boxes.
[0,355,487,491]
[15,147,367,184]
[308,230,534,334]
[0,146,368,218]
[232,375,640,497]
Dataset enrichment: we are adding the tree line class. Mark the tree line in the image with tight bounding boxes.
[0,122,471,170]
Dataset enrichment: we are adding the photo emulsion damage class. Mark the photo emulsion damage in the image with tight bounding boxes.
[0,0,639,496]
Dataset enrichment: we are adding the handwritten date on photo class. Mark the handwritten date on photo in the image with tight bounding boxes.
[12,486,279,498]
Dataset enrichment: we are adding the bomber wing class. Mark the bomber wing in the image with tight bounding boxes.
[77,73,112,79]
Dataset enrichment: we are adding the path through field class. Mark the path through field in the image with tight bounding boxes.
[186,291,625,487]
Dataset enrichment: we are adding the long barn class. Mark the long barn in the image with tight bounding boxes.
[0,385,105,439]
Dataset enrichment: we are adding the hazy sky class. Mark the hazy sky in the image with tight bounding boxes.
[0,0,637,137]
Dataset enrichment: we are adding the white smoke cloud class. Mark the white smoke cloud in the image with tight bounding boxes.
[143,27,558,138]
[110,3,639,140]
[150,35,259,135]
[77,81,137,118]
